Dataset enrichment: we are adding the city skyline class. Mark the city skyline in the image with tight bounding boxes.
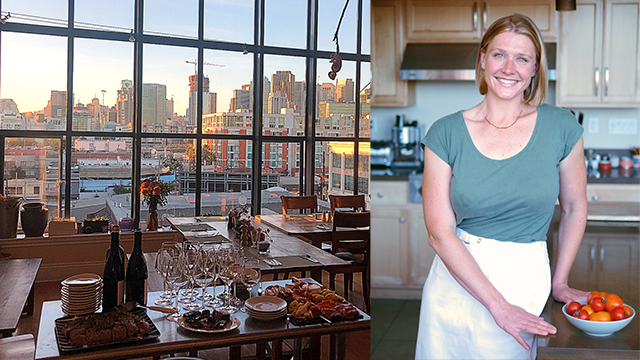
[0,0,371,115]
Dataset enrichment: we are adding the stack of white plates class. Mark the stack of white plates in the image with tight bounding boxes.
[61,273,103,316]
[245,296,287,321]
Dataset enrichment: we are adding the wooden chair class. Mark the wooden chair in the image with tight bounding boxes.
[329,194,366,213]
[327,211,370,313]
[280,195,317,215]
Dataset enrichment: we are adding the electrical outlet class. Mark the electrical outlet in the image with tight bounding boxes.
[608,118,638,135]
[588,118,599,133]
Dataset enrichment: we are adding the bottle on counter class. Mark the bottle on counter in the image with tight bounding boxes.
[106,225,125,265]
[103,229,125,311]
[126,229,148,305]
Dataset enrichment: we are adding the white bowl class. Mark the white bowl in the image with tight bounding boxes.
[562,299,635,337]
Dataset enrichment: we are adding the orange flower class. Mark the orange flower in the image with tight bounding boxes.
[152,186,162,196]
[0,194,6,201]
[141,187,151,196]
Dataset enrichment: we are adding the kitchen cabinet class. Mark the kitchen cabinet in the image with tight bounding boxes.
[555,228,639,307]
[587,183,640,202]
[405,0,557,42]
[371,0,415,107]
[370,181,435,299]
[557,0,640,107]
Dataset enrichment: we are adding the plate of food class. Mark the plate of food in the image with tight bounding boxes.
[176,309,240,334]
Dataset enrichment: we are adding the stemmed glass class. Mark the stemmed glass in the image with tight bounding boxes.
[154,241,179,306]
[241,258,261,301]
[194,245,215,311]
[230,248,245,308]
[216,243,234,301]
[165,250,188,322]
[205,245,223,309]
[218,246,240,313]
[181,241,202,311]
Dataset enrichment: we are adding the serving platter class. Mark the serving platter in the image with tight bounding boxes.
[54,307,160,352]
[176,315,240,334]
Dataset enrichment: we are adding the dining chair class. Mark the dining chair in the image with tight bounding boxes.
[329,194,366,213]
[280,195,317,215]
[327,211,370,313]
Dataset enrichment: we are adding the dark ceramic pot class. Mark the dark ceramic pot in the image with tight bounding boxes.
[0,205,19,238]
[20,204,48,237]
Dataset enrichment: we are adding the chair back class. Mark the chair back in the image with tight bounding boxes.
[280,195,317,215]
[331,211,370,258]
[329,194,366,213]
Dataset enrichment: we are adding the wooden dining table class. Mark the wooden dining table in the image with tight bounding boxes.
[166,216,350,281]
[255,214,334,248]
[35,279,370,360]
[0,258,42,337]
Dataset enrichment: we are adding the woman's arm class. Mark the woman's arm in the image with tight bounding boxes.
[552,137,590,303]
[422,146,556,351]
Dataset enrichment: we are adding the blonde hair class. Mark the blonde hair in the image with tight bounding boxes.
[475,14,548,106]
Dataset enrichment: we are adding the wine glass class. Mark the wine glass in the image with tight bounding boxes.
[217,246,239,313]
[241,259,261,300]
[205,244,223,309]
[194,245,215,310]
[181,242,202,311]
[216,243,233,301]
[153,248,173,306]
[165,251,188,322]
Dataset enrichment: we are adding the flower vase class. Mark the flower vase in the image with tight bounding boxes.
[147,205,159,231]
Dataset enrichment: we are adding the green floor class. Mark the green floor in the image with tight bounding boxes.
[370,298,421,360]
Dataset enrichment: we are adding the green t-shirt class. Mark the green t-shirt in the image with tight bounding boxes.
[421,104,583,243]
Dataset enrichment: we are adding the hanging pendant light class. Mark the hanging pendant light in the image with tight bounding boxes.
[556,0,576,11]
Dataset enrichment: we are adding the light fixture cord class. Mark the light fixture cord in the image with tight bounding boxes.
[332,0,350,54]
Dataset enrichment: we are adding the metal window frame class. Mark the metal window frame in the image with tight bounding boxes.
[0,0,370,223]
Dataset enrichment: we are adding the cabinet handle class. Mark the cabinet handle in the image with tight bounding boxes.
[473,2,478,31]
[594,67,600,96]
[590,246,595,272]
[600,247,604,272]
[592,195,599,201]
[482,2,487,31]
[399,217,406,223]
[377,192,383,198]
[604,67,609,97]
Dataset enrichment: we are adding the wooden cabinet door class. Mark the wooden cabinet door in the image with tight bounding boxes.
[372,0,415,106]
[596,236,639,306]
[602,0,640,105]
[566,235,599,292]
[371,207,409,288]
[557,0,603,106]
[485,0,557,41]
[405,0,481,42]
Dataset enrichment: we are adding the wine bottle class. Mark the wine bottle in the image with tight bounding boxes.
[103,229,125,311]
[126,229,148,305]
[106,225,125,265]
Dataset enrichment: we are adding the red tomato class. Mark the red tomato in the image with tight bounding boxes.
[590,297,606,312]
[587,291,605,304]
[605,294,624,312]
[573,309,589,320]
[590,311,612,322]
[611,307,627,321]
[566,301,582,316]
[622,305,633,318]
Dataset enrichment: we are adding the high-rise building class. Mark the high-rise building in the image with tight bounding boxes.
[293,81,306,114]
[187,75,211,124]
[208,93,217,114]
[116,80,134,125]
[268,92,287,114]
[271,71,294,105]
[166,98,174,120]
[336,78,354,103]
[142,83,167,131]
[319,83,335,102]
[0,99,19,114]
[229,88,250,112]
[46,90,67,119]
[250,77,271,112]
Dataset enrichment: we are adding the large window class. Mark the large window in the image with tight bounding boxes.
[0,0,370,230]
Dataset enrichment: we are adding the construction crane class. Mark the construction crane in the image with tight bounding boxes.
[185,60,225,74]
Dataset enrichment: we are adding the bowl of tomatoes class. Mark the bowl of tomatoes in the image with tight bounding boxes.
[562,291,635,337]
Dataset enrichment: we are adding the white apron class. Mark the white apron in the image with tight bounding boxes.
[415,228,551,360]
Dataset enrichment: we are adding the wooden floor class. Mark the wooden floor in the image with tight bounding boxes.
[15,271,369,360]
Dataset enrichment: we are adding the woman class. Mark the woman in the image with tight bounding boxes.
[415,14,589,360]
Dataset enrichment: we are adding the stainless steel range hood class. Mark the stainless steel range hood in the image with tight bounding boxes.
[399,43,556,81]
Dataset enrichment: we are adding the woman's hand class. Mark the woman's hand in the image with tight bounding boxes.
[552,283,589,303]
[490,300,557,350]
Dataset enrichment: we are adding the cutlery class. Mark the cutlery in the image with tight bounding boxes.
[303,255,319,263]
[319,315,332,324]
[121,301,177,314]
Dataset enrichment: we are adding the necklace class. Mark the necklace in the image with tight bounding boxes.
[484,109,523,129]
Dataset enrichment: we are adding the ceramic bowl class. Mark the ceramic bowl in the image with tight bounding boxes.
[563,299,635,337]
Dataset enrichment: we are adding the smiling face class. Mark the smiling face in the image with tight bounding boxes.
[480,31,539,102]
